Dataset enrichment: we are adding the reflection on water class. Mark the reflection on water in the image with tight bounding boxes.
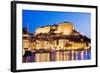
[22,50,91,63]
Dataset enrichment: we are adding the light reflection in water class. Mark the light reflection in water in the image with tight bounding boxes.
[22,50,91,63]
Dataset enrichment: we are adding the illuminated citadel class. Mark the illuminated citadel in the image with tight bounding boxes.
[22,22,91,62]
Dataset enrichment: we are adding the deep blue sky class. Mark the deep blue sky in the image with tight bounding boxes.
[22,10,91,38]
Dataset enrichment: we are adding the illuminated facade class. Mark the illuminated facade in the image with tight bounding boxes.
[33,22,90,50]
[35,22,74,35]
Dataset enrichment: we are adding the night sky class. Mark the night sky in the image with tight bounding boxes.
[22,10,91,38]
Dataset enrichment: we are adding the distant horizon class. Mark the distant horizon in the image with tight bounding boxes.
[22,10,91,38]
